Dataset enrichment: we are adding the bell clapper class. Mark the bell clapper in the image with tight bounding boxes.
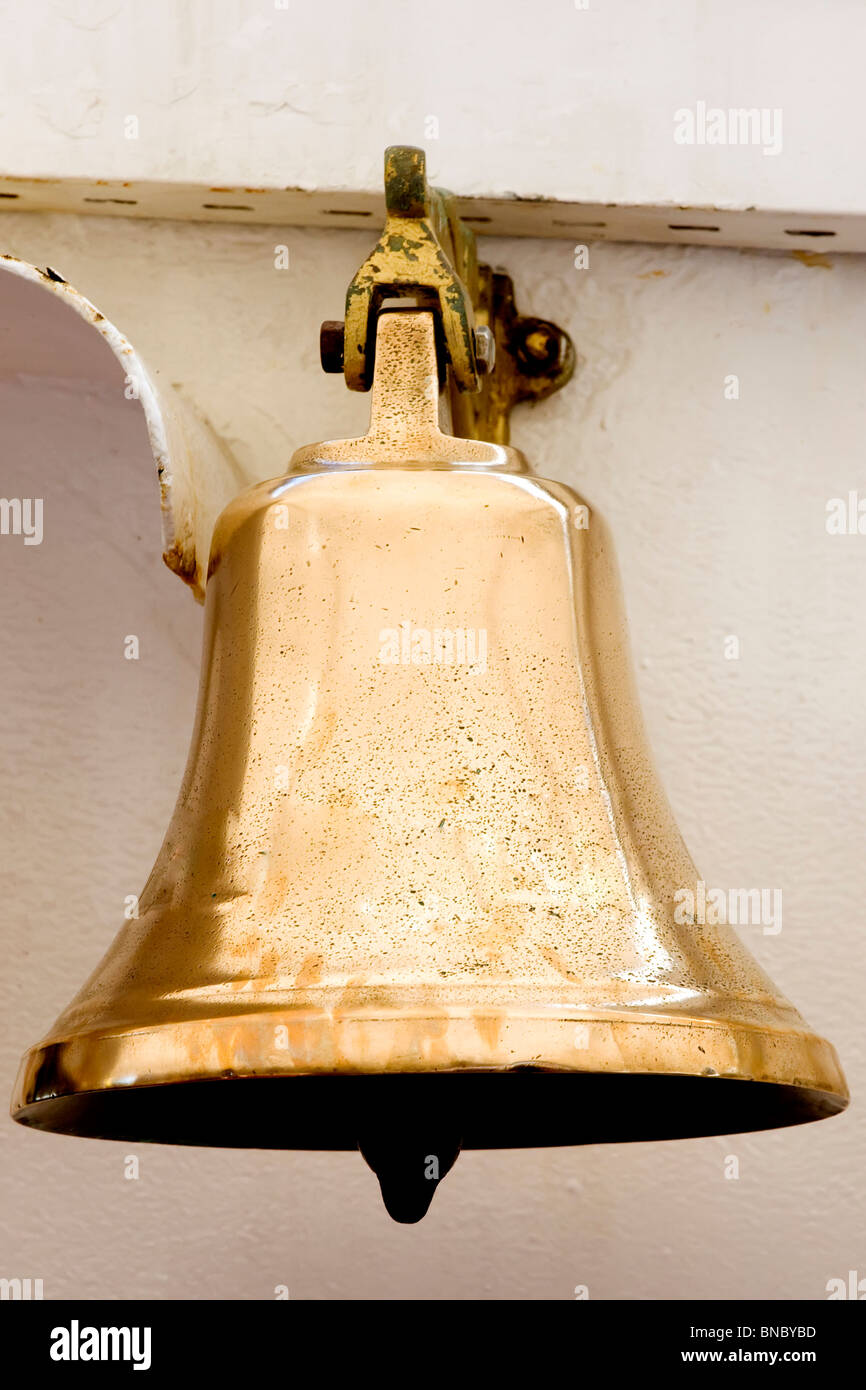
[358,1129,463,1224]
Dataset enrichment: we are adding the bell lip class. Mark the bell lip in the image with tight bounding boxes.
[11,1009,849,1142]
[10,1071,847,1154]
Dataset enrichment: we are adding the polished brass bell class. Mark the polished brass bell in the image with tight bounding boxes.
[12,150,848,1223]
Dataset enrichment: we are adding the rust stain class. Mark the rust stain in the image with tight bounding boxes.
[439,776,468,801]
[539,945,573,979]
[163,543,204,603]
[791,249,833,269]
[637,269,669,279]
[474,1013,503,1051]
[295,954,324,989]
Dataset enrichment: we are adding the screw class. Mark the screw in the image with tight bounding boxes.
[515,320,564,376]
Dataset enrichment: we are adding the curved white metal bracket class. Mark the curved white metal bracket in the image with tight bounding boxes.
[0,255,245,601]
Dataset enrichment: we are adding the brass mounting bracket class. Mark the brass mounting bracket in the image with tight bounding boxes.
[319,146,575,446]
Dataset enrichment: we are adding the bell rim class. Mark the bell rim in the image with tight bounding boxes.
[11,1007,848,1144]
[10,1070,847,1153]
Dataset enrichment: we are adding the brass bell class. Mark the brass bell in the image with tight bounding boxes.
[12,149,848,1223]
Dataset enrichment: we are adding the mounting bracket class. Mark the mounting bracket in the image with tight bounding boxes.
[318,147,575,447]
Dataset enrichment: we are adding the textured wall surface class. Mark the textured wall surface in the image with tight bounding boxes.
[0,211,863,1300]
[1,0,865,216]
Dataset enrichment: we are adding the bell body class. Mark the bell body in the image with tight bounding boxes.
[12,314,847,1150]
[13,464,848,1145]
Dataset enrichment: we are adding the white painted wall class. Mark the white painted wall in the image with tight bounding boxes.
[0,209,863,1299]
[1,0,865,220]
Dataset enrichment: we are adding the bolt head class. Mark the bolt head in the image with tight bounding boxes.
[320,320,345,373]
[474,325,496,375]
